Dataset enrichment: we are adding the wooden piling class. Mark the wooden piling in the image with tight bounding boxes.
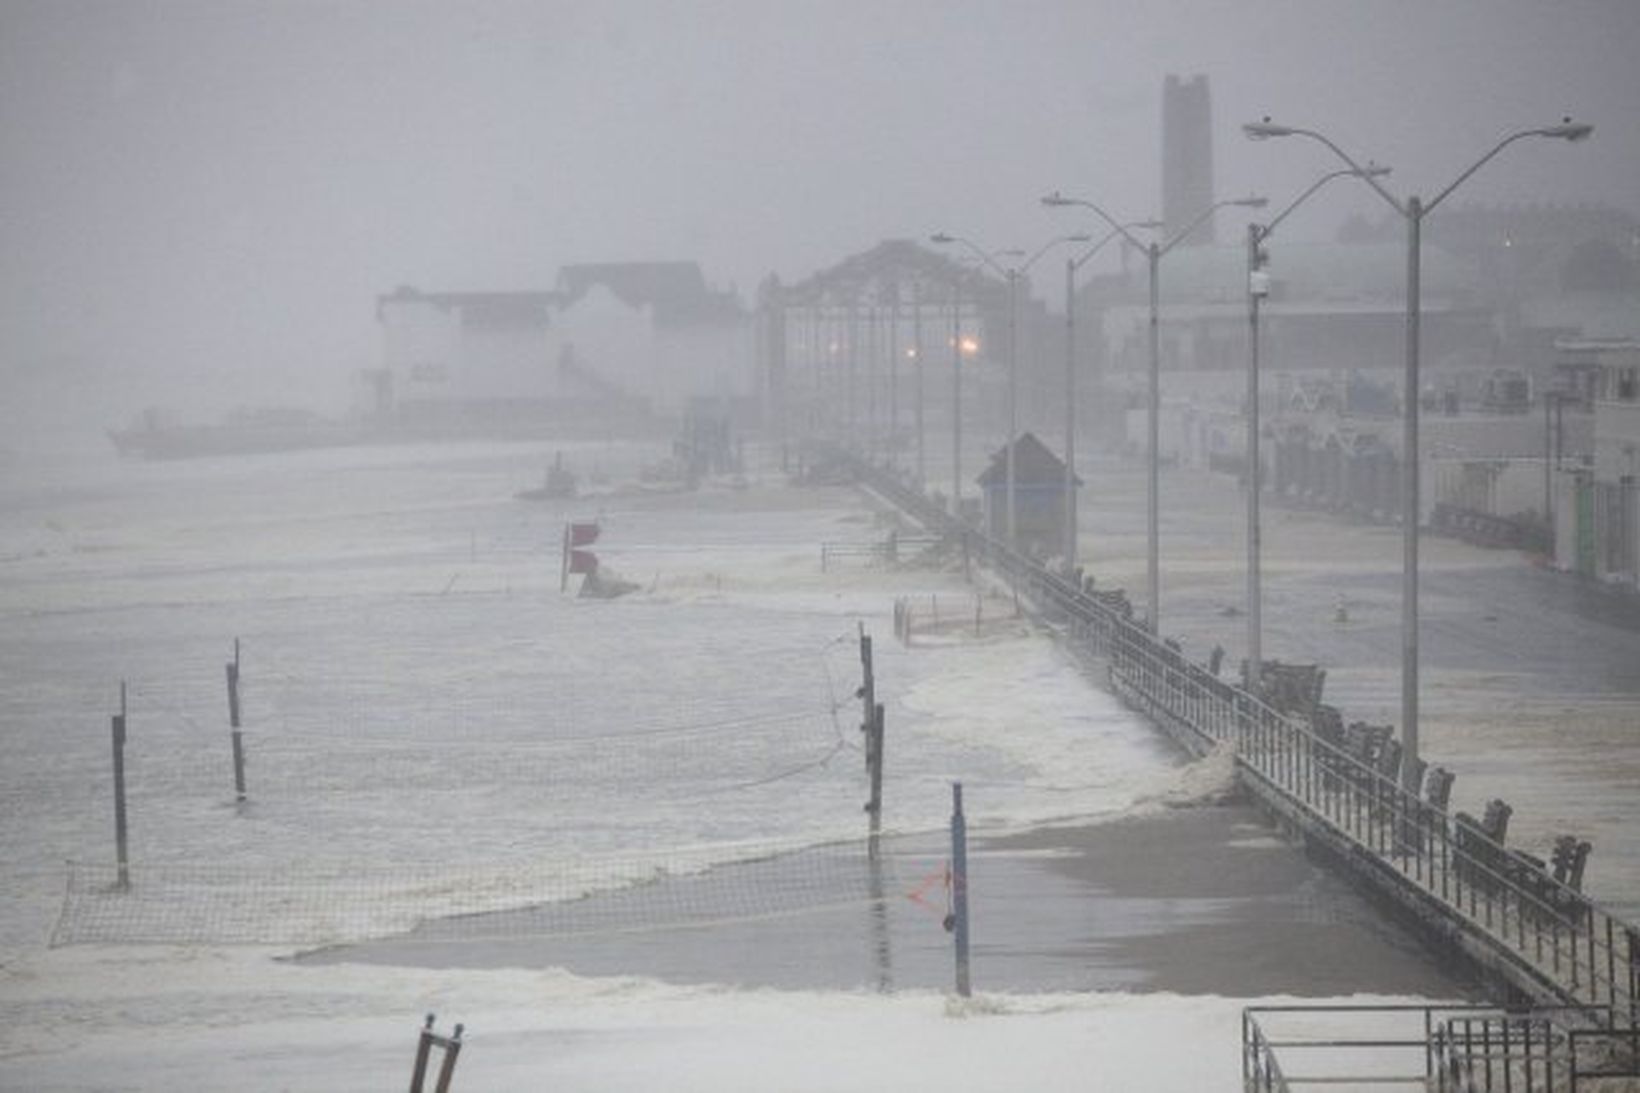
[226,639,245,803]
[112,681,129,890]
[868,703,885,853]
[859,625,874,770]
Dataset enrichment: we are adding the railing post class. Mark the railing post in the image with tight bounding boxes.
[950,781,971,998]
[111,680,129,891]
[227,638,245,803]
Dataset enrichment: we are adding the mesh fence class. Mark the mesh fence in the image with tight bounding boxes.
[50,630,911,948]
[53,840,948,948]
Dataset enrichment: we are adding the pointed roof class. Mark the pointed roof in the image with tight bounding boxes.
[375,286,555,325]
[783,238,1010,310]
[976,432,1081,487]
[557,262,745,326]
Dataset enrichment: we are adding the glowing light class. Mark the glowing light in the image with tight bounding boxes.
[904,347,918,359]
[960,336,980,356]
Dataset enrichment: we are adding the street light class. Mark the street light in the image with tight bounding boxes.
[1243,115,1592,788]
[1060,220,1163,572]
[1243,165,1391,695]
[1044,191,1268,632]
[931,232,1091,550]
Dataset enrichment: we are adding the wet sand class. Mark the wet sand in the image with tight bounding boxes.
[304,803,1472,999]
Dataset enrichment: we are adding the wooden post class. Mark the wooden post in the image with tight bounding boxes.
[858,624,874,771]
[226,638,245,803]
[112,681,129,890]
[410,1013,464,1093]
[409,1014,434,1090]
[950,781,971,997]
[867,703,885,855]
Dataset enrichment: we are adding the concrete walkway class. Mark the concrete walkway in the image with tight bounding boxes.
[1074,456,1640,922]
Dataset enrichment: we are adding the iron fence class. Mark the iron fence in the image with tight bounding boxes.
[1243,1004,1638,1092]
[837,445,1640,1030]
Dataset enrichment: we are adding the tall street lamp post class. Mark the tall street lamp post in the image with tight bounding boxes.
[1244,116,1592,787]
[1044,193,1268,632]
[1061,220,1162,572]
[1243,165,1391,695]
[911,279,925,487]
[950,278,963,513]
[931,233,1089,550]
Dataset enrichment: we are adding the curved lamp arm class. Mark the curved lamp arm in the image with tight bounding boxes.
[1244,117,1590,220]
[1426,121,1591,213]
[1040,193,1153,254]
[1071,221,1162,271]
[1159,195,1267,258]
[1016,233,1094,276]
[1258,165,1392,242]
[930,233,1008,279]
[1244,119,1407,217]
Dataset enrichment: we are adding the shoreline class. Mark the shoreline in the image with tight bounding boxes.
[304,802,1473,1000]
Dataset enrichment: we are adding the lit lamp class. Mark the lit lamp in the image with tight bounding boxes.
[931,232,1091,549]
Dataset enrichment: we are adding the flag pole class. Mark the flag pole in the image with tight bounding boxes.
[560,522,570,593]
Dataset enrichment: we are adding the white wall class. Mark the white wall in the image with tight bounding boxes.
[1594,398,1640,482]
[548,285,656,403]
[457,318,553,400]
[378,297,459,403]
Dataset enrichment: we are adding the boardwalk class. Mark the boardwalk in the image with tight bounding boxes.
[839,446,1639,1032]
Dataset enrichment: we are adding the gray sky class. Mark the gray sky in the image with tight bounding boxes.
[3,0,1637,427]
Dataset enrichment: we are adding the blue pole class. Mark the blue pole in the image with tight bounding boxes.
[951,781,971,997]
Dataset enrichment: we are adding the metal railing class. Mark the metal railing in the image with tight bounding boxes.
[1245,1004,1639,1091]
[820,533,944,572]
[832,445,1640,1030]
[1244,1005,1481,1091]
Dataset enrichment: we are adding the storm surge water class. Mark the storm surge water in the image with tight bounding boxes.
[1,440,1187,954]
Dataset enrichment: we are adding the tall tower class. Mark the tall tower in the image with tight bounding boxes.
[1162,74,1215,246]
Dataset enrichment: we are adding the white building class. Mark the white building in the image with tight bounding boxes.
[367,262,751,431]
[1555,338,1640,586]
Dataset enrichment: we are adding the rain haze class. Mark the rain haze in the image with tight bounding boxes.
[3,2,1640,1090]
[3,0,1638,446]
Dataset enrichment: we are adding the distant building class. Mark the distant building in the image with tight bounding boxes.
[373,287,553,403]
[1341,201,1640,374]
[555,262,752,418]
[1091,239,1490,381]
[1555,338,1639,586]
[369,262,751,431]
[1162,74,1215,247]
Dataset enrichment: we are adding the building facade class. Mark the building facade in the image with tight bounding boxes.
[369,262,752,432]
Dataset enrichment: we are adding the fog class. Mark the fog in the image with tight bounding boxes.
[2,0,1638,451]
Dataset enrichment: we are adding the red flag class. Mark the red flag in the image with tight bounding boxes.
[569,522,600,547]
[568,549,599,575]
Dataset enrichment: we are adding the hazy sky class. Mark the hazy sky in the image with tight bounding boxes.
[3,0,1637,424]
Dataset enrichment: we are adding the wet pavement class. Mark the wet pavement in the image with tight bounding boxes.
[1075,457,1640,921]
[303,805,1470,999]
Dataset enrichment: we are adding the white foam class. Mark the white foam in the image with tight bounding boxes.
[0,943,1440,1092]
